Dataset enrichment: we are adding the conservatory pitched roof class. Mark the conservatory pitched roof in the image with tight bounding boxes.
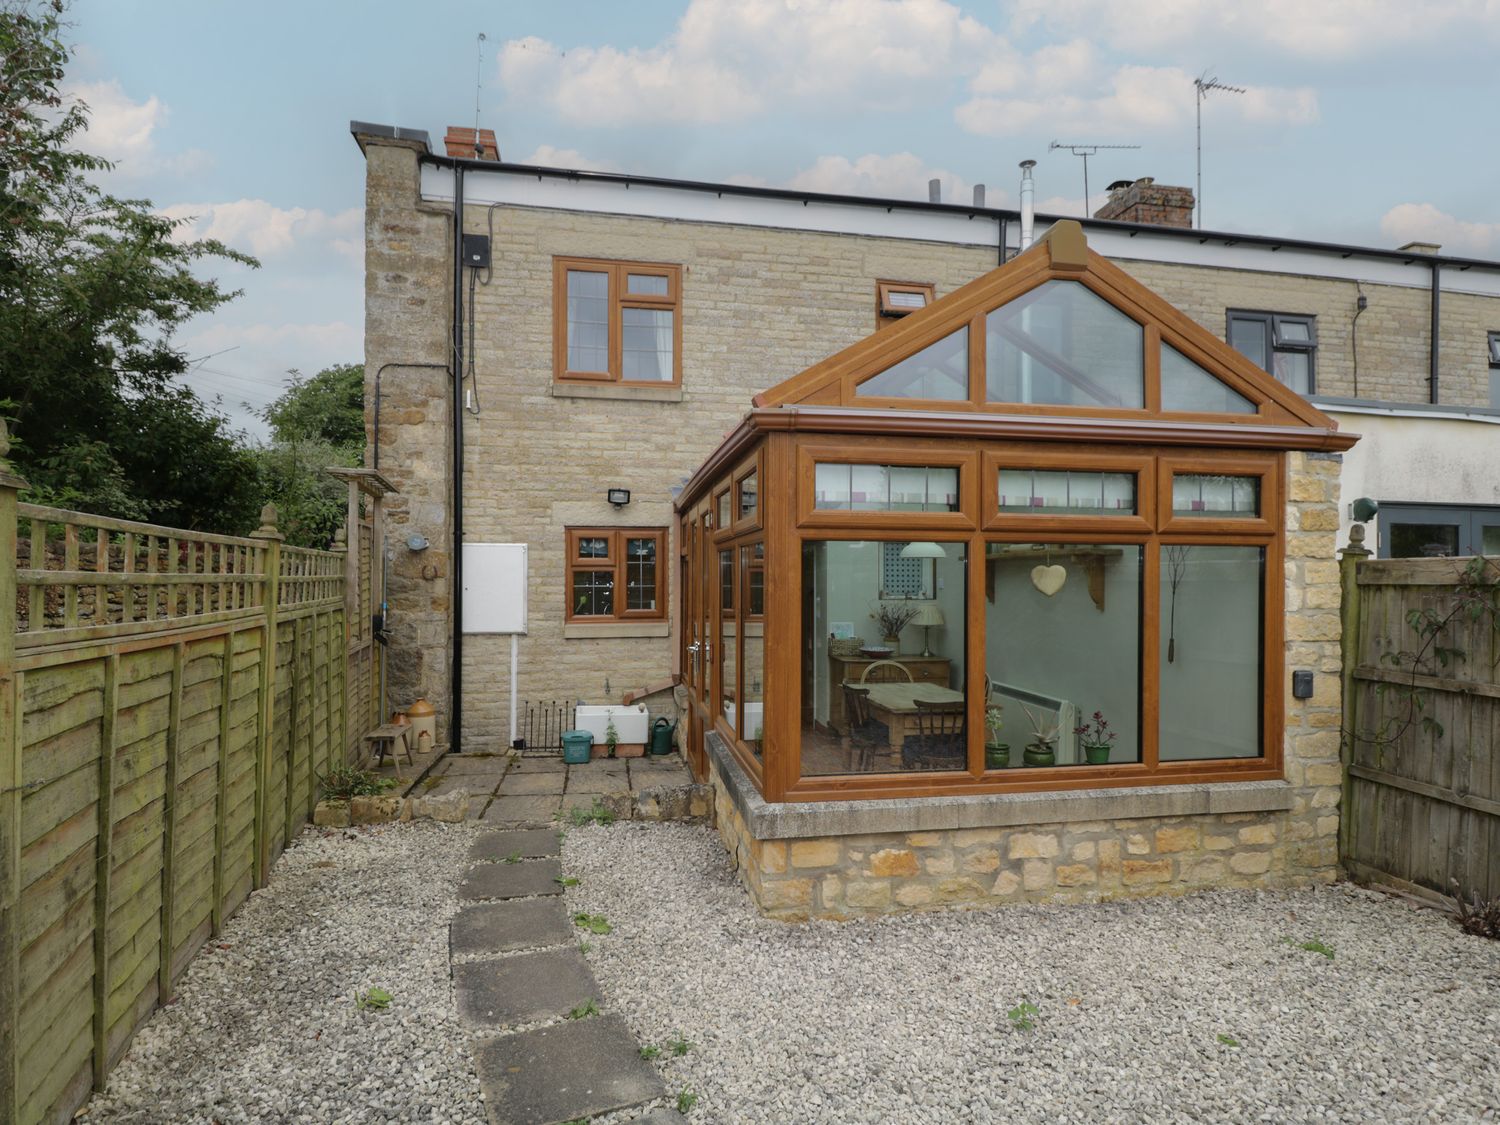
[754,221,1343,434]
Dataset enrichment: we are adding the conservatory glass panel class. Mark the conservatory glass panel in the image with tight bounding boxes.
[741,545,764,758]
[1172,474,1260,518]
[1161,343,1256,414]
[1159,546,1263,760]
[997,469,1137,515]
[985,280,1144,409]
[814,463,852,510]
[856,326,969,400]
[850,464,891,511]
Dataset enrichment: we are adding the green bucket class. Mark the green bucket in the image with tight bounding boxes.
[561,729,593,765]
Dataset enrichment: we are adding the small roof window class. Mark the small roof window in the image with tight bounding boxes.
[877,281,935,326]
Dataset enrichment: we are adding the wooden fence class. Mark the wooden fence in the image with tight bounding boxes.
[0,447,391,1124]
[1340,546,1500,905]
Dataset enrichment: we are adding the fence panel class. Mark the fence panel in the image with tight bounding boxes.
[2,486,388,1125]
[1342,554,1500,904]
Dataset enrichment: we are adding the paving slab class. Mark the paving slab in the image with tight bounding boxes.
[459,858,563,901]
[630,1111,689,1125]
[450,898,573,957]
[508,756,569,772]
[454,948,598,1028]
[426,776,502,799]
[439,754,515,776]
[482,795,563,826]
[564,772,631,795]
[497,772,567,796]
[471,829,562,861]
[473,1015,667,1125]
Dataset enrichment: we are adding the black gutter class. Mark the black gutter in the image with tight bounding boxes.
[415,150,1500,277]
[1430,261,1442,404]
[450,165,466,752]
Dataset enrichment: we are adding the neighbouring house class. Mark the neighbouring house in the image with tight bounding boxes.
[353,120,1500,913]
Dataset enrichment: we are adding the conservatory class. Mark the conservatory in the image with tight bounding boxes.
[674,222,1358,917]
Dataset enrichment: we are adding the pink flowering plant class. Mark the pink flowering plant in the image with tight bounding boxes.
[1074,710,1117,751]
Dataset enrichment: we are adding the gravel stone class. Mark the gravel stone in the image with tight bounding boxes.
[82,821,487,1125]
[564,821,1500,1125]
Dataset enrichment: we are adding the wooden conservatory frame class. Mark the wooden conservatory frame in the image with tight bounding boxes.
[675,221,1357,805]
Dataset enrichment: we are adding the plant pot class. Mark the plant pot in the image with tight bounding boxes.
[1083,743,1112,765]
[985,742,1010,769]
[1023,742,1056,767]
[882,635,901,649]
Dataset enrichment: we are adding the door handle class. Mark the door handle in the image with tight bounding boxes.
[687,642,701,654]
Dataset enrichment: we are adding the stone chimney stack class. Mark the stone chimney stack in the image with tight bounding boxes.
[443,126,500,161]
[1093,177,1194,228]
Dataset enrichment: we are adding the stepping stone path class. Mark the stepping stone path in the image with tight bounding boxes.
[453,828,681,1125]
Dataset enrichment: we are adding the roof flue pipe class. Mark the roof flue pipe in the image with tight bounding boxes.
[1019,159,1037,250]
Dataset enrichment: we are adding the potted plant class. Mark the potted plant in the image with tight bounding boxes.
[868,600,921,650]
[1021,704,1058,767]
[984,703,1009,769]
[1074,710,1116,765]
[605,717,620,759]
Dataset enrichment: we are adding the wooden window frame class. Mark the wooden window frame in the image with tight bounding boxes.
[565,528,667,623]
[553,257,683,385]
[876,280,936,328]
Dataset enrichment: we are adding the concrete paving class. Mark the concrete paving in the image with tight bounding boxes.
[498,772,566,796]
[454,949,599,1028]
[481,795,562,826]
[458,858,563,901]
[450,898,572,957]
[630,1110,689,1124]
[470,829,562,861]
[471,1016,666,1125]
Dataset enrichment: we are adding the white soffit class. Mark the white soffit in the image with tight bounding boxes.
[421,165,1500,298]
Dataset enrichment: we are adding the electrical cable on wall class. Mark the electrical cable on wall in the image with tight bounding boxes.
[465,267,482,415]
[1351,282,1367,399]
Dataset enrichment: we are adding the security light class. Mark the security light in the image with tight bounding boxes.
[607,488,631,509]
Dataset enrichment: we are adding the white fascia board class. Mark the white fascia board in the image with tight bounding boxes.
[421,163,999,249]
[422,164,1500,298]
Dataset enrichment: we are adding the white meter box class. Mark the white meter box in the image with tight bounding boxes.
[462,543,528,634]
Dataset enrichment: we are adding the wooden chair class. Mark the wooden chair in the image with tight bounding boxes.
[903,699,966,770]
[840,683,887,771]
[861,659,913,684]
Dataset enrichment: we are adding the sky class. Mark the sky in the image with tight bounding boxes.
[63,0,1500,438]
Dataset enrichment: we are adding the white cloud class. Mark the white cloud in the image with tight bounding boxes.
[158,200,362,260]
[499,0,1004,125]
[1380,203,1500,255]
[520,145,620,172]
[1008,0,1496,58]
[185,321,360,357]
[957,63,1316,137]
[65,79,211,177]
[784,152,984,204]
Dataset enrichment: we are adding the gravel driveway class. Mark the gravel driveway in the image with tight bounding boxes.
[83,821,485,1125]
[564,821,1500,1124]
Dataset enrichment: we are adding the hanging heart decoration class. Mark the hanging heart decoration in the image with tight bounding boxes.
[1031,564,1067,597]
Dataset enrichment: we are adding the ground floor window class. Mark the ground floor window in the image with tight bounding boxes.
[1377,503,1500,559]
[565,528,666,622]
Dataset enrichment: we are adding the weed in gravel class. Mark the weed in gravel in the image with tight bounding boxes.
[1284,937,1335,959]
[562,799,617,826]
[676,1089,698,1113]
[640,1045,661,1060]
[578,941,592,954]
[555,876,580,887]
[1452,881,1500,939]
[668,1034,693,1056]
[504,850,522,864]
[1217,1033,1240,1048]
[1007,1000,1039,1031]
[573,912,613,934]
[355,987,393,1011]
[567,999,600,1020]
[321,765,397,801]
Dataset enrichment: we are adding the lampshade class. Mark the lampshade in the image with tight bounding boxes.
[899,541,947,559]
[911,603,944,626]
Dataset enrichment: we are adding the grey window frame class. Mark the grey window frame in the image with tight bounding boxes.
[1226,309,1317,394]
[1376,502,1500,559]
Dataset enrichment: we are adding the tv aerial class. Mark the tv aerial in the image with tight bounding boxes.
[1047,142,1141,218]
[1194,71,1245,229]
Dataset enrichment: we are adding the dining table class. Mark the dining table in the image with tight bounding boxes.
[857,681,965,751]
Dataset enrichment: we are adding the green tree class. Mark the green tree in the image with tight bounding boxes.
[0,0,262,531]
[254,364,366,548]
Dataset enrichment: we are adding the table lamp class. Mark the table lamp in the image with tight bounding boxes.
[911,603,944,657]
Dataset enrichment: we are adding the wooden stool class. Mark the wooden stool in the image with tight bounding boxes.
[364,723,414,779]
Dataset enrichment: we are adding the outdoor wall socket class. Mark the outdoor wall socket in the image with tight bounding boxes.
[1292,670,1314,699]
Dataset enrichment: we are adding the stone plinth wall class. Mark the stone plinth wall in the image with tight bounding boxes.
[710,755,1338,921]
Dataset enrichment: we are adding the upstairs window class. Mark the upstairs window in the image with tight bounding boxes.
[1228,311,1315,396]
[1488,331,1500,409]
[876,281,935,328]
[554,258,681,384]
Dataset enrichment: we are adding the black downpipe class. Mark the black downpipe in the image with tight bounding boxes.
[451,166,466,752]
[1429,260,1441,404]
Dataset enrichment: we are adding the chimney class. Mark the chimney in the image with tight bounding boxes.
[1093,177,1194,229]
[928,178,941,203]
[443,126,500,161]
[1397,240,1442,255]
[973,184,986,208]
[1018,160,1036,249]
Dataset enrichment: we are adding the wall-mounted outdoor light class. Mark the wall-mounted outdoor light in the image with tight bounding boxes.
[607,488,631,509]
[1350,496,1379,522]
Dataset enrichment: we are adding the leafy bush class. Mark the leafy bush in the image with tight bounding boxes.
[320,764,396,802]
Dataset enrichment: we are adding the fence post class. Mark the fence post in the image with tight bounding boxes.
[0,423,29,1125]
[1337,522,1371,872]
[250,505,283,888]
[331,528,349,770]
